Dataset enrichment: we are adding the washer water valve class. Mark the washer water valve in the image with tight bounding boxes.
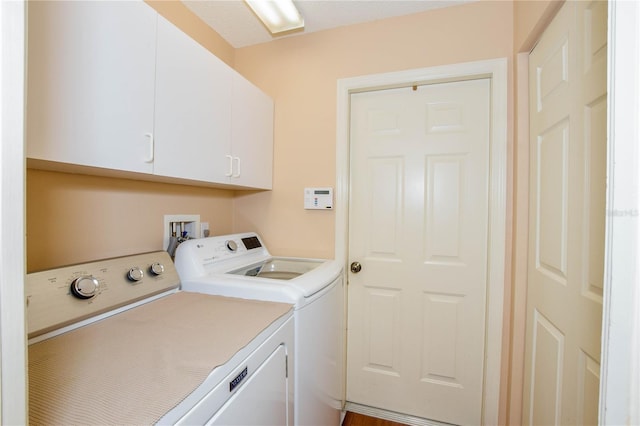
[166,221,195,259]
[163,215,201,259]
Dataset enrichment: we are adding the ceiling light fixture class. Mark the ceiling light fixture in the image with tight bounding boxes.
[245,0,305,35]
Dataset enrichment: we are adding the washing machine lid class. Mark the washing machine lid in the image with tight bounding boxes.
[228,258,324,280]
[225,257,342,298]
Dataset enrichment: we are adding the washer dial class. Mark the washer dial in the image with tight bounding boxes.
[226,240,238,252]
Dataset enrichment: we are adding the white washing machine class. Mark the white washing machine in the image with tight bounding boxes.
[175,232,344,426]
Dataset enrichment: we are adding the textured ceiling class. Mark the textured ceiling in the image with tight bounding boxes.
[183,0,472,48]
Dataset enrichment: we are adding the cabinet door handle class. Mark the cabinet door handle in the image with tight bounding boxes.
[144,133,154,163]
[225,155,233,177]
[233,157,241,178]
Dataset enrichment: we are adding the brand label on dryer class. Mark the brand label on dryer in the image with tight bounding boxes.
[229,367,248,392]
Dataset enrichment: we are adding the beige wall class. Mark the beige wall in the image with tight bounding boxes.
[26,170,234,272]
[233,0,515,259]
[514,0,563,53]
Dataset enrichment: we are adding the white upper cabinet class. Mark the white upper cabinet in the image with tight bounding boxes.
[26,1,274,190]
[153,16,233,183]
[230,73,274,190]
[27,1,157,174]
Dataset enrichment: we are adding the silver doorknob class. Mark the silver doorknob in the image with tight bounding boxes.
[350,262,362,273]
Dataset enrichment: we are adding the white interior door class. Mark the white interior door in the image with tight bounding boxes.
[523,1,607,424]
[346,78,491,425]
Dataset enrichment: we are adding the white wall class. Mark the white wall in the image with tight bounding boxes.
[600,1,640,423]
[0,0,27,423]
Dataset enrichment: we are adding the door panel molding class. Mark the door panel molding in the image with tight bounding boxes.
[529,309,564,426]
[336,58,508,425]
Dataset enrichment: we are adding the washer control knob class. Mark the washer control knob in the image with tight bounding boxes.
[226,240,238,252]
[70,275,100,299]
[150,262,165,276]
[127,267,144,282]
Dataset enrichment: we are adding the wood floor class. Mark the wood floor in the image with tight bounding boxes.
[342,411,408,426]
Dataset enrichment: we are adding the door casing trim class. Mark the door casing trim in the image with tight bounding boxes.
[335,57,508,425]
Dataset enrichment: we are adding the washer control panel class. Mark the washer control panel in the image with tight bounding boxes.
[174,233,271,279]
[26,251,180,338]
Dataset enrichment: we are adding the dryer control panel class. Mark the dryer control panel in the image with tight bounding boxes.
[26,251,180,338]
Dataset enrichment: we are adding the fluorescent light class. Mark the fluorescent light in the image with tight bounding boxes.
[245,0,305,35]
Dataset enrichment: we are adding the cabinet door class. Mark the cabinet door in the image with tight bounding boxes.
[27,1,156,173]
[231,74,274,190]
[154,16,232,183]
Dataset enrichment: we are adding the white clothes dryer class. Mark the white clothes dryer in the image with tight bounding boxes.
[175,232,344,426]
[26,251,295,425]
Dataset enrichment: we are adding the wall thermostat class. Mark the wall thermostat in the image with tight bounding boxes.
[304,187,333,210]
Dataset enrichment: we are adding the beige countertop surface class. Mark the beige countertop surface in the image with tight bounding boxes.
[29,291,293,425]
